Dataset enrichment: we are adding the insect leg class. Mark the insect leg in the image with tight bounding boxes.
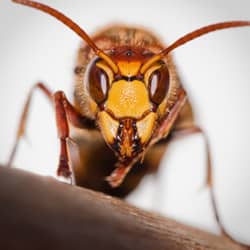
[53,91,96,181]
[171,126,212,186]
[105,161,134,188]
[7,83,96,184]
[150,88,187,146]
[7,82,52,167]
[170,127,249,248]
[151,91,248,246]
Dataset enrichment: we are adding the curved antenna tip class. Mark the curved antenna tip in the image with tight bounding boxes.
[12,0,118,72]
[141,20,250,73]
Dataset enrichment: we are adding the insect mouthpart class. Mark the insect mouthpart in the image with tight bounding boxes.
[112,118,142,160]
[98,109,157,161]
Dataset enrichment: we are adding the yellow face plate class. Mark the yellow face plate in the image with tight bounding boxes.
[106,80,150,119]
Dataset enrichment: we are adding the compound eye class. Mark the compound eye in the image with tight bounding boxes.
[148,66,170,105]
[88,64,109,105]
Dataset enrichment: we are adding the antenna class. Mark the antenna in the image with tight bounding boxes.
[12,0,118,73]
[141,21,250,73]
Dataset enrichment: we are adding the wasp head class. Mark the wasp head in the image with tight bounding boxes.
[86,47,170,161]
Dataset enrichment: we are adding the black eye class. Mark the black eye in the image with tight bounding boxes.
[149,66,169,105]
[88,64,109,104]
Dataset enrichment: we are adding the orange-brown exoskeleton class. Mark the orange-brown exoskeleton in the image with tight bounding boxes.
[8,0,250,247]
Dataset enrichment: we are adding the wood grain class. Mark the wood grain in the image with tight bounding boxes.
[0,166,247,250]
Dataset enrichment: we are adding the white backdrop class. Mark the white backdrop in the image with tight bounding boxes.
[0,0,250,244]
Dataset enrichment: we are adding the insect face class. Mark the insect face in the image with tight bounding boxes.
[85,46,170,161]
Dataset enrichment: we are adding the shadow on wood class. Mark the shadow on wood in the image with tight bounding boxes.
[0,166,246,250]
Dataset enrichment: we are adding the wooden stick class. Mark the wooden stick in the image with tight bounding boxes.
[0,166,247,250]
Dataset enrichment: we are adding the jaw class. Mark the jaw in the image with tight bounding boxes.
[98,111,157,161]
[113,118,141,160]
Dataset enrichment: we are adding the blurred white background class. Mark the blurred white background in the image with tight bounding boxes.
[0,0,250,244]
